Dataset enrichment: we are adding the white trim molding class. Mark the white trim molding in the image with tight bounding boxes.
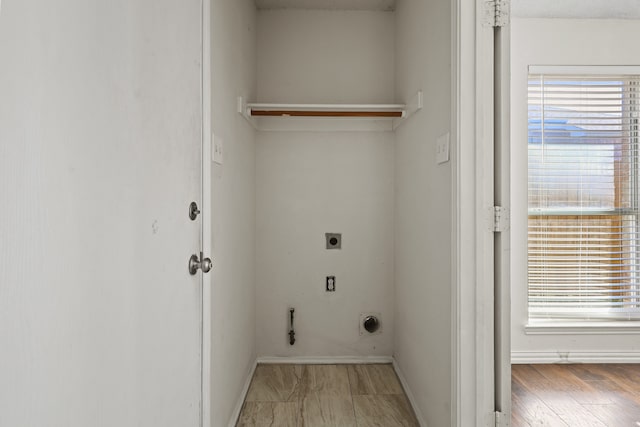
[525,321,640,335]
[256,356,393,365]
[392,358,427,427]
[452,0,494,425]
[227,359,258,427]
[201,0,212,426]
[528,65,640,75]
[512,351,640,364]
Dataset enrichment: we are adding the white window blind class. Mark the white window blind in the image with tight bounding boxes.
[528,71,640,320]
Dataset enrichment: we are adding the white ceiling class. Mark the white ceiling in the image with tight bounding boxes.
[254,0,396,11]
[511,0,640,19]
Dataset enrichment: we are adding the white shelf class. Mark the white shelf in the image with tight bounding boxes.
[236,91,422,131]
[246,102,406,118]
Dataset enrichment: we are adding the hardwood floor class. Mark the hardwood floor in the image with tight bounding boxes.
[236,364,419,427]
[512,364,640,426]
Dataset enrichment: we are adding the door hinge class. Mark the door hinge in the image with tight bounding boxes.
[494,410,507,427]
[484,0,510,27]
[488,206,510,232]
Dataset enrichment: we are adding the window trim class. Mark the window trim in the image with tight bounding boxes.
[525,319,640,334]
[529,65,640,75]
[527,67,640,322]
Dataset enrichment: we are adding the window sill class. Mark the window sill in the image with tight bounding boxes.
[525,320,640,335]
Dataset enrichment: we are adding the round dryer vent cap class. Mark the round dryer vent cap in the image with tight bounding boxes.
[363,315,380,333]
[359,312,382,335]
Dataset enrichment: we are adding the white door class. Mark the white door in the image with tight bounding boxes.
[0,1,204,426]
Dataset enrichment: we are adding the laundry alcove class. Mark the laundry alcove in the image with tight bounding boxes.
[210,1,453,426]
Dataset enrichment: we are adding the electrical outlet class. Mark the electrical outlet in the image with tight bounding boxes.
[436,132,450,164]
[326,276,336,292]
[212,133,224,165]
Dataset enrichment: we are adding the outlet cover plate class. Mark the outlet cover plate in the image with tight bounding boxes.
[326,276,336,292]
[436,132,450,164]
[213,133,224,165]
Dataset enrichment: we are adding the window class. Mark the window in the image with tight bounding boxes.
[528,67,640,321]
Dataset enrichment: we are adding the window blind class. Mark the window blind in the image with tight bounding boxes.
[528,72,640,320]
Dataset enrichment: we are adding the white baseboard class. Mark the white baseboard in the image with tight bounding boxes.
[256,355,394,364]
[227,358,258,427]
[511,351,640,364]
[392,358,427,427]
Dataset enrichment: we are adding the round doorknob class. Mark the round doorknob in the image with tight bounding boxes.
[201,257,212,273]
[188,253,213,275]
[188,254,200,275]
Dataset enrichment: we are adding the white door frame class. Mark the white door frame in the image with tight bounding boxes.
[201,0,213,425]
[199,0,508,424]
[493,13,512,426]
[452,0,510,425]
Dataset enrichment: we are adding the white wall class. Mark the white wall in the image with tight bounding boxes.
[511,18,640,361]
[255,10,395,358]
[394,0,452,425]
[256,132,395,357]
[210,0,257,425]
[256,9,395,104]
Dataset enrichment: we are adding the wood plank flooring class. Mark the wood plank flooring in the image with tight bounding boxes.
[237,364,419,427]
[512,364,640,427]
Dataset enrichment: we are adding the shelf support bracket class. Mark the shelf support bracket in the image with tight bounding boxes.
[393,90,423,130]
[236,96,258,129]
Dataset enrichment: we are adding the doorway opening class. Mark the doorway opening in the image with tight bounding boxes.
[508,15,640,427]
